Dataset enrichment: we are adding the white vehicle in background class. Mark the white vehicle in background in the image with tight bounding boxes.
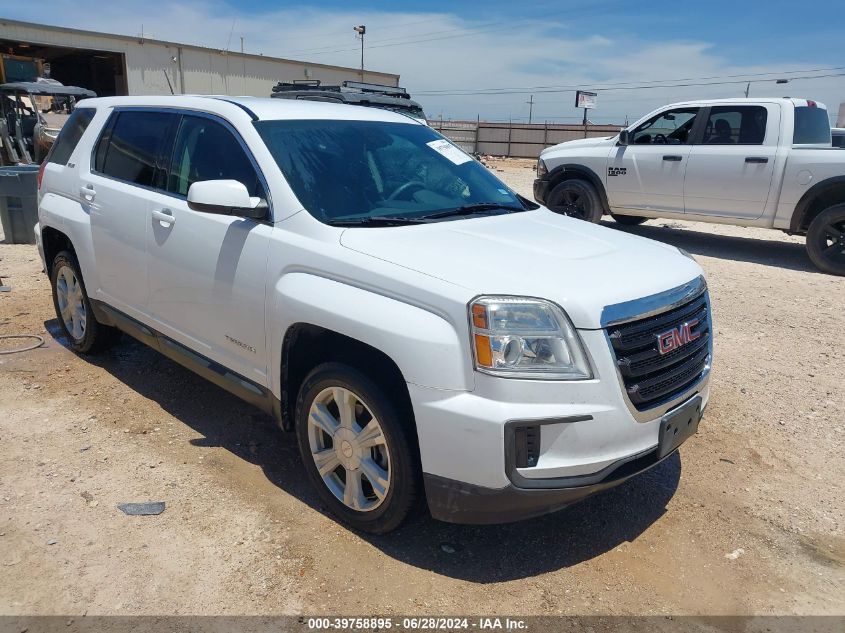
[535,98,845,275]
[36,95,711,533]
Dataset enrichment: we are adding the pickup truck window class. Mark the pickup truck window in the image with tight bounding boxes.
[254,119,521,224]
[94,111,177,188]
[793,106,831,144]
[703,106,767,145]
[167,115,264,198]
[631,108,698,145]
[48,107,95,166]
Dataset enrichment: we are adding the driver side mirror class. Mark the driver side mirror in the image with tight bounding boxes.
[187,180,268,220]
[618,130,631,146]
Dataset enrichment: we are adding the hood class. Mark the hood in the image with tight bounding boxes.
[542,136,615,155]
[340,209,703,329]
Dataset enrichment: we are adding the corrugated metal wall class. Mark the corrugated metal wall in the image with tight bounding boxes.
[0,19,399,97]
[428,120,623,158]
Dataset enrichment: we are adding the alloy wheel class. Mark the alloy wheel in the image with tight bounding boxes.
[306,386,391,512]
[56,265,87,341]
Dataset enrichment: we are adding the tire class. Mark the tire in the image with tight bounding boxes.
[611,213,648,226]
[294,362,421,534]
[546,179,603,223]
[50,251,121,353]
[806,204,845,276]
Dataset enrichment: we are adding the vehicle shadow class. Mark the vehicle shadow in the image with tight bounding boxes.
[602,220,817,273]
[48,320,681,582]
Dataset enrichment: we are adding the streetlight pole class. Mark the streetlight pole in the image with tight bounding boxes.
[353,25,366,81]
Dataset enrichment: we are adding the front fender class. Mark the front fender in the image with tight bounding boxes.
[268,273,472,397]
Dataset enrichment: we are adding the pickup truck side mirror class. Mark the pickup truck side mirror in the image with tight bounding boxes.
[618,130,631,146]
[187,179,268,220]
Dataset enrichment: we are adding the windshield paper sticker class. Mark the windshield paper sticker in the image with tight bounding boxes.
[426,139,472,165]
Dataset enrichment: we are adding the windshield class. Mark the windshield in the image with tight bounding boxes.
[254,119,522,224]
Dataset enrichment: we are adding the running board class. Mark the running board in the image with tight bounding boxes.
[90,300,283,424]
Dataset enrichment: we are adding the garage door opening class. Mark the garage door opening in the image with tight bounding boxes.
[1,39,127,96]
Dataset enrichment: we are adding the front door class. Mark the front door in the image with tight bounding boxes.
[605,107,701,215]
[684,104,778,220]
[145,113,272,385]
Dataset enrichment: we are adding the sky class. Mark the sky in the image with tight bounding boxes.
[4,0,844,124]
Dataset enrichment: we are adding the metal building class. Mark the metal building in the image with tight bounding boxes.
[0,18,399,97]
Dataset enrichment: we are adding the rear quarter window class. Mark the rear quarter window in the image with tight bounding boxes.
[793,106,831,144]
[48,107,96,166]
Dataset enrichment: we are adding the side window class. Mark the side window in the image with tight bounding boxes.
[94,111,176,188]
[631,108,699,145]
[704,106,768,145]
[48,107,95,166]
[167,115,264,198]
[793,106,831,144]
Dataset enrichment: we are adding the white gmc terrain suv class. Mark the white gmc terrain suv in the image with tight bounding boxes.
[36,96,712,533]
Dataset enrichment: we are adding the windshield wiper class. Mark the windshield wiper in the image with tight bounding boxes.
[327,215,432,227]
[416,203,526,221]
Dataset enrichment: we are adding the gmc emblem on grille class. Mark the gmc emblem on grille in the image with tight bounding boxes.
[656,319,701,355]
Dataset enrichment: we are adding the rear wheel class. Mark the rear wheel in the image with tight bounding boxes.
[611,213,648,226]
[806,204,845,276]
[50,251,121,353]
[295,362,420,533]
[546,179,603,223]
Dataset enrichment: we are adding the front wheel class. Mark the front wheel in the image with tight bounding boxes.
[546,179,603,223]
[295,362,420,533]
[806,204,845,276]
[611,213,648,226]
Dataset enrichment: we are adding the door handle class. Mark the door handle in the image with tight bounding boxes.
[662,155,683,161]
[745,157,769,164]
[79,184,96,200]
[152,208,176,226]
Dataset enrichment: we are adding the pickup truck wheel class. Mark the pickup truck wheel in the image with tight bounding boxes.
[611,213,648,226]
[50,251,121,353]
[806,204,845,276]
[546,179,603,223]
[295,363,420,534]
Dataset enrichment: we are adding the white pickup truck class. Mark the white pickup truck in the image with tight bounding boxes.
[35,96,711,533]
[534,98,845,275]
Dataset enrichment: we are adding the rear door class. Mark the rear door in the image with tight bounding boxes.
[144,112,272,384]
[85,109,179,316]
[605,107,701,215]
[683,104,779,220]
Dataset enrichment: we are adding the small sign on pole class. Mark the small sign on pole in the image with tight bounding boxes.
[575,90,597,109]
[575,90,597,138]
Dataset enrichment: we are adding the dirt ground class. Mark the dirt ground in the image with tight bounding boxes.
[0,159,843,618]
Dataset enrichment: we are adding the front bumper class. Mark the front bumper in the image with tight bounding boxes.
[421,390,707,524]
[533,177,550,205]
[425,441,677,524]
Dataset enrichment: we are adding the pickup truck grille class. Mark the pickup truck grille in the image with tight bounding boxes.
[606,292,710,411]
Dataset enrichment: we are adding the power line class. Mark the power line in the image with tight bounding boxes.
[414,66,845,95]
[415,71,845,97]
[280,19,529,56]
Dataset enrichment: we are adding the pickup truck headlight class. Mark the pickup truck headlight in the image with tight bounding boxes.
[469,296,592,380]
[536,158,548,178]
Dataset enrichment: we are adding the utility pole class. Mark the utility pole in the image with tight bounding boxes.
[526,94,534,125]
[353,25,366,81]
[745,82,751,97]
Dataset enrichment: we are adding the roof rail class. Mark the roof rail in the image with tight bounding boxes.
[341,81,408,98]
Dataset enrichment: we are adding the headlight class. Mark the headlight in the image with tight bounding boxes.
[469,296,592,380]
[536,158,548,178]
